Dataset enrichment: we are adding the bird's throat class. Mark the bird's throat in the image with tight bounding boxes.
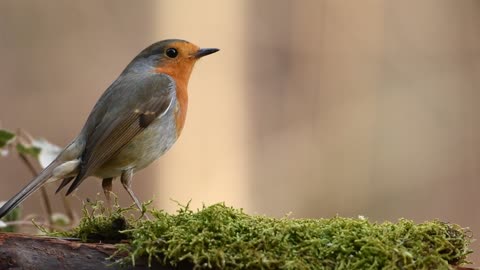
[174,81,188,137]
[155,62,195,137]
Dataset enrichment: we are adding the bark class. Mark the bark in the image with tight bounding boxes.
[0,233,179,270]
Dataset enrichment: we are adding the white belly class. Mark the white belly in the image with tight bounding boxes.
[94,107,178,179]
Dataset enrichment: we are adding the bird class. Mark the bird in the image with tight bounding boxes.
[0,39,219,218]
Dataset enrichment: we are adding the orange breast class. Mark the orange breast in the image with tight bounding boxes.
[155,64,191,137]
[173,80,188,137]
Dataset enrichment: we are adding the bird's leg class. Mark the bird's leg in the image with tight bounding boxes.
[120,168,142,212]
[102,177,113,206]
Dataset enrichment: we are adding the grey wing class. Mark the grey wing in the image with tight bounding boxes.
[65,73,176,195]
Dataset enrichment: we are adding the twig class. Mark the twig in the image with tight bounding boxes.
[17,153,53,226]
[16,129,76,226]
[16,128,54,226]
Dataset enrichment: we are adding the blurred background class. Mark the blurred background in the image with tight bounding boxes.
[1,0,480,263]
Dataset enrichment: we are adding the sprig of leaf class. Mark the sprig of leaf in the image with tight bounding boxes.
[0,129,15,156]
[0,128,62,168]
[16,143,41,159]
[0,129,15,148]
[0,127,67,230]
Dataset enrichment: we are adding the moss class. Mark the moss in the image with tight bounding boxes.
[57,200,133,242]
[57,201,472,269]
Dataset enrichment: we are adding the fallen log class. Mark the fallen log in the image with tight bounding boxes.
[0,233,178,270]
[0,233,477,270]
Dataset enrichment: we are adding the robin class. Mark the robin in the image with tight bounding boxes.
[0,39,219,218]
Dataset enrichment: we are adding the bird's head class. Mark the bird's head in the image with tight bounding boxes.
[128,39,219,85]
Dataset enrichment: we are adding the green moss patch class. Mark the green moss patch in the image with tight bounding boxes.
[57,201,472,269]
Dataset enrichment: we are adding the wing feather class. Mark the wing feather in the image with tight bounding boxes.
[64,73,175,195]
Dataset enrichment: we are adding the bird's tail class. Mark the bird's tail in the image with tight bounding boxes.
[0,161,59,219]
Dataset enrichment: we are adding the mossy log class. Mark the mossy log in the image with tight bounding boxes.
[1,202,477,269]
[0,233,476,270]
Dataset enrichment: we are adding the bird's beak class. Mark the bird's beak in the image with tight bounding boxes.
[194,48,219,59]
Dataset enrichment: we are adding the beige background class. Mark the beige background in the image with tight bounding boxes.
[1,0,480,264]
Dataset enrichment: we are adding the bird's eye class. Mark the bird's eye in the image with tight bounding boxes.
[165,48,178,58]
